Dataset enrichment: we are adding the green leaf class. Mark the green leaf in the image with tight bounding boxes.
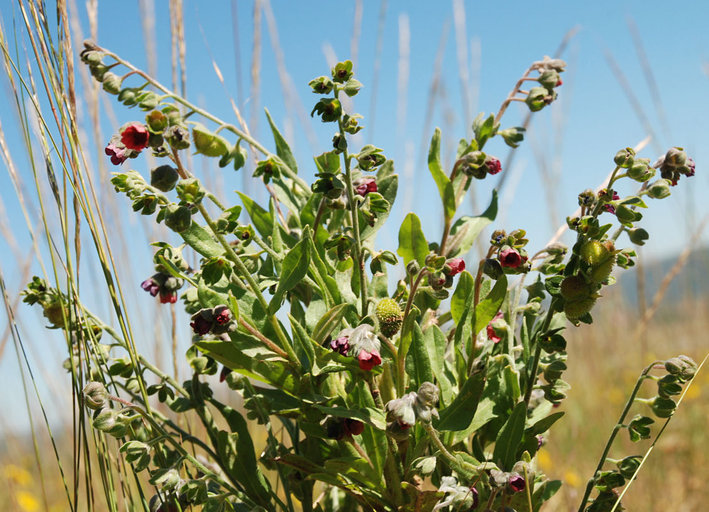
[493,401,527,470]
[360,174,398,241]
[312,303,350,344]
[405,323,433,389]
[473,275,507,335]
[237,191,273,238]
[264,108,298,174]
[289,314,315,371]
[451,270,474,325]
[196,339,298,394]
[180,223,225,258]
[397,213,428,266]
[313,404,386,430]
[446,190,498,258]
[437,368,485,431]
[269,227,312,313]
[425,325,455,407]
[472,113,497,148]
[212,405,273,506]
[428,128,456,219]
[314,151,341,175]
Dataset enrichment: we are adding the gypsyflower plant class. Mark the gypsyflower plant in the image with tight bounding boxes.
[21,42,701,512]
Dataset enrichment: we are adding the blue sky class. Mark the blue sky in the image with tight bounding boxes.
[1,0,708,431]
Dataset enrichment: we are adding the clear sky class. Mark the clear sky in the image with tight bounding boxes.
[1,0,708,431]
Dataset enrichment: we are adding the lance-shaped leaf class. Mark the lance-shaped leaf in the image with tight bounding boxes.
[269,226,312,313]
[405,322,433,389]
[437,367,486,431]
[397,213,428,266]
[493,401,527,470]
[265,108,298,174]
[446,190,498,258]
[237,191,273,238]
[428,128,456,219]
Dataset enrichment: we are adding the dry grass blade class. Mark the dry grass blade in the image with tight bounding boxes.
[366,0,387,143]
[452,0,471,135]
[350,0,363,69]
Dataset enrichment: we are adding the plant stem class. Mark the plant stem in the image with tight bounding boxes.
[576,361,660,511]
[522,299,558,408]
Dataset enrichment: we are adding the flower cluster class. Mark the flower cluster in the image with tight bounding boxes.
[330,324,382,371]
[189,306,236,337]
[140,272,183,304]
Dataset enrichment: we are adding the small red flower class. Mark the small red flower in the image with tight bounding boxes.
[355,178,378,196]
[499,247,523,268]
[214,306,231,325]
[357,348,382,371]
[120,123,150,151]
[344,418,364,436]
[105,141,128,165]
[330,335,350,355]
[219,366,232,382]
[509,474,526,493]
[159,291,178,304]
[446,258,465,276]
[486,312,503,343]
[556,79,563,87]
[485,157,502,175]
[141,277,160,297]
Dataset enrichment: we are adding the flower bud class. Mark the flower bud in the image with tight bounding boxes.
[151,468,181,491]
[627,227,649,246]
[385,392,417,427]
[118,87,138,106]
[627,158,655,182]
[560,275,594,301]
[192,123,229,157]
[90,63,109,81]
[663,147,687,169]
[92,408,119,432]
[616,455,642,480]
[525,87,555,112]
[163,204,192,233]
[538,70,562,89]
[578,189,597,207]
[614,147,635,168]
[664,355,697,381]
[146,110,168,133]
[102,73,122,94]
[150,165,179,192]
[137,91,159,110]
[176,178,205,204]
[406,260,420,277]
[484,155,502,175]
[375,298,403,338]
[308,75,334,94]
[416,382,439,408]
[83,381,108,410]
[164,125,191,150]
[647,179,671,199]
[458,151,487,179]
[650,396,676,418]
[579,240,610,266]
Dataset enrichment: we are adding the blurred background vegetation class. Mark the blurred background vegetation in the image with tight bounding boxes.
[0,1,706,510]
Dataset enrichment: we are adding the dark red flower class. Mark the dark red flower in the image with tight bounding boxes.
[214,306,231,325]
[120,123,150,151]
[330,335,350,356]
[499,247,523,268]
[509,474,526,493]
[105,141,128,165]
[190,312,212,335]
[557,79,563,86]
[486,312,504,343]
[485,157,502,175]
[446,258,465,276]
[344,418,364,436]
[357,348,381,371]
[354,178,377,196]
[219,366,232,382]
[159,291,178,304]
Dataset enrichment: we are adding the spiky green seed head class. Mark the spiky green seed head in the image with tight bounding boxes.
[589,256,616,283]
[564,297,596,319]
[579,240,609,266]
[560,275,594,301]
[376,298,403,338]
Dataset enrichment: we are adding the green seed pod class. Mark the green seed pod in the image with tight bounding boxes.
[150,165,179,192]
[560,275,593,301]
[579,240,610,267]
[164,125,191,150]
[647,179,671,199]
[564,297,596,319]
[117,87,138,106]
[192,122,229,157]
[613,147,635,168]
[650,396,676,418]
[589,256,616,283]
[102,73,122,94]
[376,298,403,338]
[163,204,192,233]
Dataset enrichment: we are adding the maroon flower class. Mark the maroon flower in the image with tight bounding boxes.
[330,335,350,356]
[219,366,232,382]
[190,312,212,335]
[557,79,563,86]
[485,157,502,175]
[600,189,620,214]
[354,178,378,196]
[509,474,526,493]
[105,141,128,165]
[446,258,466,276]
[486,312,504,343]
[687,157,696,177]
[499,247,523,268]
[120,123,150,151]
[159,291,178,304]
[357,348,382,371]
[141,277,160,297]
[214,306,231,325]
[343,418,364,436]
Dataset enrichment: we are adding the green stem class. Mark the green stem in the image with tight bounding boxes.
[577,361,660,512]
[522,299,558,408]
[421,422,477,476]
